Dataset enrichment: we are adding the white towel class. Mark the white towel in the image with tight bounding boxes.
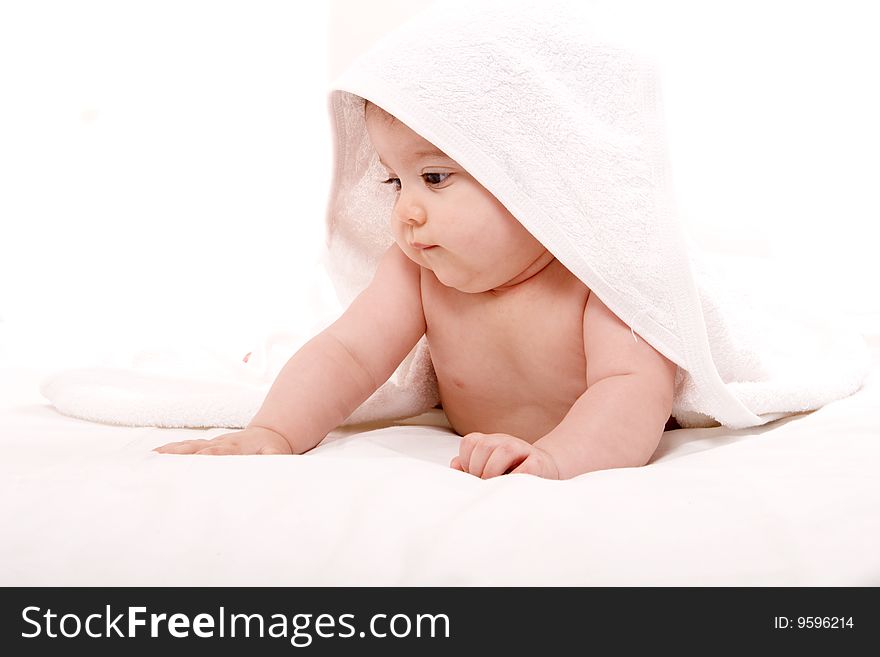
[41,0,871,430]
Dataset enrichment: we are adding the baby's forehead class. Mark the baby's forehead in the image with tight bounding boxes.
[367,115,454,166]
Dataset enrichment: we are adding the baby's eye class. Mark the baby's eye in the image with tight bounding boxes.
[380,177,401,192]
[422,172,451,186]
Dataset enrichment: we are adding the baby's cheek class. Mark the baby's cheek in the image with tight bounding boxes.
[390,227,410,252]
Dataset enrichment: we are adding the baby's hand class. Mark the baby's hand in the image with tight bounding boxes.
[152,426,293,456]
[450,432,559,479]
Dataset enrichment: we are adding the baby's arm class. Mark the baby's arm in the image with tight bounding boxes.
[154,243,425,455]
[250,243,426,452]
[531,291,677,479]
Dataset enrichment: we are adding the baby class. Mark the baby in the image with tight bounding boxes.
[154,100,678,479]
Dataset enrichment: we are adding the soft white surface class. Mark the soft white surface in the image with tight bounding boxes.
[3,335,879,585]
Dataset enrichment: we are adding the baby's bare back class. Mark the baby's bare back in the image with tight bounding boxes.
[422,258,590,443]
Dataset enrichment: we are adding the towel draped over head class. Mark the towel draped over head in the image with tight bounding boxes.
[324,0,871,429]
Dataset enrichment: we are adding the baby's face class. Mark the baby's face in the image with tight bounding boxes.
[364,103,550,293]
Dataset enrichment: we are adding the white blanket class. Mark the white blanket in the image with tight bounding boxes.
[41,0,871,430]
[4,337,880,585]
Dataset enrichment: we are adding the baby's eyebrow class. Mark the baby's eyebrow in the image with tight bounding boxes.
[413,148,449,158]
[378,150,454,168]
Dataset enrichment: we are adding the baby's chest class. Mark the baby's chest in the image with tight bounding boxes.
[422,270,589,399]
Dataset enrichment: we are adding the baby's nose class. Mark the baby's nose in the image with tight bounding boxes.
[399,210,427,226]
[397,199,427,226]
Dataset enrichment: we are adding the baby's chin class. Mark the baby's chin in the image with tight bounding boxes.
[431,263,514,294]
[405,245,527,293]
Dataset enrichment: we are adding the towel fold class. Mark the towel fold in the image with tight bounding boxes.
[41,0,871,430]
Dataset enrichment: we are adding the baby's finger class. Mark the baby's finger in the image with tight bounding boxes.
[509,454,540,476]
[456,432,482,473]
[465,438,498,478]
[153,439,211,454]
[482,443,528,479]
[449,456,464,471]
[193,444,239,455]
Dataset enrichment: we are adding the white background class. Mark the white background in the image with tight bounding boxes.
[1,0,878,372]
